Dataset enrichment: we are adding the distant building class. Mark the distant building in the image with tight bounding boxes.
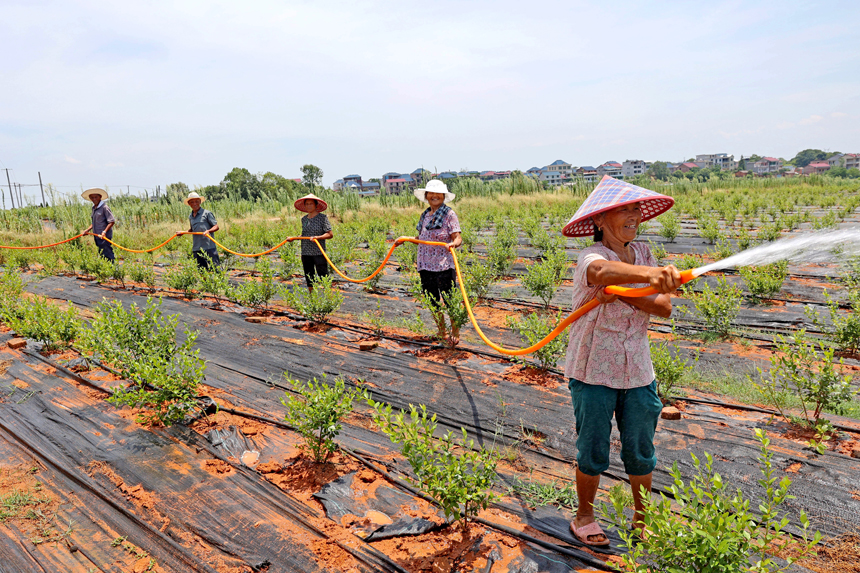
[803,162,831,175]
[362,180,380,194]
[539,170,569,185]
[343,174,362,183]
[333,179,344,191]
[622,160,647,178]
[844,154,860,170]
[575,166,598,181]
[411,168,431,186]
[826,154,844,168]
[545,159,572,177]
[494,171,511,179]
[384,178,408,194]
[676,162,701,173]
[381,172,401,183]
[597,161,623,179]
[438,172,457,180]
[526,167,542,177]
[752,157,782,174]
[696,153,737,171]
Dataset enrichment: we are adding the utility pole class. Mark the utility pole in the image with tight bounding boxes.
[16,183,23,207]
[4,169,13,209]
[38,172,46,206]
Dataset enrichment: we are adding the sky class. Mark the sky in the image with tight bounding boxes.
[1,0,859,203]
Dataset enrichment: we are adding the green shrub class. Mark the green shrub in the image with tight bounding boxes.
[709,237,735,261]
[521,249,567,308]
[460,252,497,304]
[486,221,518,275]
[650,340,695,402]
[0,270,25,305]
[754,330,854,426]
[126,259,156,290]
[601,429,821,573]
[80,297,205,425]
[360,237,388,292]
[656,212,680,242]
[440,286,472,344]
[164,257,199,298]
[811,210,837,230]
[840,255,860,289]
[739,261,788,302]
[507,312,568,370]
[198,266,230,298]
[230,258,277,308]
[687,277,742,338]
[371,402,500,526]
[35,249,65,277]
[8,250,33,272]
[735,226,753,251]
[91,257,115,284]
[805,290,860,354]
[674,253,703,272]
[757,222,782,243]
[282,374,367,463]
[2,296,80,351]
[647,240,667,266]
[278,244,301,278]
[395,240,417,270]
[326,233,359,268]
[696,213,723,244]
[283,274,343,323]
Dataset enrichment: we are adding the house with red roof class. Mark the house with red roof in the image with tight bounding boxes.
[802,162,831,175]
[384,178,408,194]
[676,162,701,173]
[752,157,782,174]
[597,161,623,179]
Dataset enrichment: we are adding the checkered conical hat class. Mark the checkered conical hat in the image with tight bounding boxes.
[561,176,675,237]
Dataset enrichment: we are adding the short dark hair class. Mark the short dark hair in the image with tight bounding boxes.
[593,218,603,242]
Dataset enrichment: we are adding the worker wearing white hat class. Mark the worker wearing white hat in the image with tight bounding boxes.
[176,192,221,269]
[81,188,116,262]
[395,179,462,344]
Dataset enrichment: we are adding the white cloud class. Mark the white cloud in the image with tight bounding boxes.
[64,155,81,164]
[799,115,824,125]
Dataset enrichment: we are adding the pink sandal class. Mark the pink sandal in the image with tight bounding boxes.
[570,520,611,547]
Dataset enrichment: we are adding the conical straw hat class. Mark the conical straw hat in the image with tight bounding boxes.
[294,193,328,213]
[561,175,674,237]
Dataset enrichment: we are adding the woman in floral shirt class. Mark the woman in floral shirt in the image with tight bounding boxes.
[560,177,681,546]
[397,180,462,343]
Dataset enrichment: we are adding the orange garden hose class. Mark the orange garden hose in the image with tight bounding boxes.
[312,235,697,356]
[1,231,698,356]
[0,231,88,249]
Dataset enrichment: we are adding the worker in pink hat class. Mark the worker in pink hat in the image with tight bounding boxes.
[561,176,682,545]
[287,193,333,291]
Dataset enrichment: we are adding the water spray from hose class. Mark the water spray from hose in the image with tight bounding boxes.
[693,227,860,277]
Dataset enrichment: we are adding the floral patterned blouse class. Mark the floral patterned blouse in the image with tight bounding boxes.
[416,209,461,272]
[564,242,657,389]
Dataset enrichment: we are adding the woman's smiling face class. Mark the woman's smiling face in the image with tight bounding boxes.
[425,192,446,208]
[594,202,642,243]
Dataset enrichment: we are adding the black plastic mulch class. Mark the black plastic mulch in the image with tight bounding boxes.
[0,337,407,573]
[26,275,860,544]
